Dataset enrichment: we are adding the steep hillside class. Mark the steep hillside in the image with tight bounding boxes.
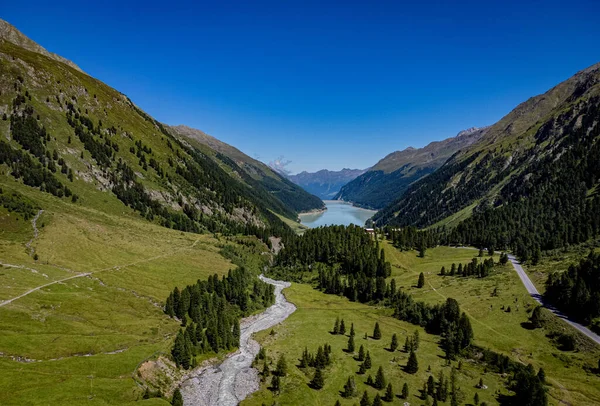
[168,125,324,213]
[335,127,486,209]
[375,62,600,259]
[0,24,316,243]
[287,168,365,199]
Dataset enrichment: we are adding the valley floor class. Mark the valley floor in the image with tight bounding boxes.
[243,244,600,406]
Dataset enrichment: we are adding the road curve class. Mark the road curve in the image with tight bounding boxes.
[507,254,600,346]
[180,275,296,406]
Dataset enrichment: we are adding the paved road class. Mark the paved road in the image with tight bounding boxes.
[507,254,600,346]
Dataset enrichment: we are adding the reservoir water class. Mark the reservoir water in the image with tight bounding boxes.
[299,200,377,228]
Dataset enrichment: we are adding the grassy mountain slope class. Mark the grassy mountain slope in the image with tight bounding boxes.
[287,168,366,200]
[335,127,487,209]
[0,26,315,241]
[168,124,324,213]
[375,62,600,256]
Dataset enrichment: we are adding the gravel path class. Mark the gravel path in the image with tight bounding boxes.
[181,275,296,406]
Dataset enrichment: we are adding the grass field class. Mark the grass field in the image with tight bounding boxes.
[244,243,600,406]
[0,180,237,405]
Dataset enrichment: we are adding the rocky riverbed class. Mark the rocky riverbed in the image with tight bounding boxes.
[180,275,296,406]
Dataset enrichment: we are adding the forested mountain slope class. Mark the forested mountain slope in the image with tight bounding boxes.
[287,168,365,199]
[375,62,600,260]
[168,125,324,213]
[335,127,486,209]
[0,21,320,242]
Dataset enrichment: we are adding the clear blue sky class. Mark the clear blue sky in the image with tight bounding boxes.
[3,0,600,173]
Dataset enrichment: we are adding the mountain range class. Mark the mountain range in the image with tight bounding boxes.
[335,127,488,209]
[0,19,323,242]
[287,168,366,200]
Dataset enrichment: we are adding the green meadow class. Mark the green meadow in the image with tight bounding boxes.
[244,243,600,406]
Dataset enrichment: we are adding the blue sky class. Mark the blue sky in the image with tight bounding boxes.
[3,0,600,173]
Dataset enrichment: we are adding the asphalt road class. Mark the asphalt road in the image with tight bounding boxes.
[507,254,600,346]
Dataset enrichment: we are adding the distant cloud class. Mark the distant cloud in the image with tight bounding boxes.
[269,155,292,175]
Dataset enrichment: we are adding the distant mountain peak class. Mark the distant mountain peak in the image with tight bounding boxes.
[456,126,488,138]
[0,19,83,73]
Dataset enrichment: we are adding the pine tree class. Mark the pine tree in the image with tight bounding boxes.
[372,394,383,406]
[310,367,325,389]
[358,362,367,374]
[530,306,544,329]
[384,383,393,401]
[347,333,355,353]
[390,333,398,351]
[358,345,365,361]
[373,322,382,339]
[271,375,280,393]
[171,388,183,406]
[342,376,357,398]
[427,375,435,396]
[262,360,270,378]
[406,350,418,374]
[402,382,409,399]
[417,272,425,288]
[333,317,340,334]
[413,330,420,350]
[360,390,370,406]
[276,354,287,377]
[340,319,346,335]
[374,366,386,389]
[350,322,356,337]
[537,368,546,383]
[364,351,372,369]
[474,392,480,405]
[335,401,341,406]
[366,374,374,386]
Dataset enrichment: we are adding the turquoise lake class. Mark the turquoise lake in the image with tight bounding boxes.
[299,200,377,228]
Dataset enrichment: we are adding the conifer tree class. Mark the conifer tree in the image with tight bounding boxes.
[310,367,325,389]
[350,322,356,337]
[358,345,365,361]
[171,388,183,406]
[406,350,418,374]
[372,394,383,406]
[413,330,420,351]
[358,362,367,375]
[390,333,398,351]
[427,375,435,396]
[373,322,382,340]
[402,382,409,399]
[333,317,340,334]
[364,351,372,369]
[366,374,374,386]
[384,383,394,401]
[342,376,357,398]
[417,272,425,288]
[360,390,370,406]
[537,368,546,383]
[340,319,346,335]
[262,360,270,378]
[374,366,386,389]
[271,375,280,393]
[276,354,287,377]
[474,392,480,405]
[530,306,544,329]
[347,333,355,353]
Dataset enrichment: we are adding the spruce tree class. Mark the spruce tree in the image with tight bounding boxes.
[372,394,383,406]
[347,333,355,353]
[530,306,544,329]
[271,375,280,393]
[342,376,357,398]
[358,362,367,374]
[384,383,393,401]
[364,351,372,369]
[276,354,287,377]
[358,345,365,361]
[310,367,325,389]
[402,382,409,399]
[413,330,420,350]
[340,319,346,335]
[474,392,480,405]
[374,366,386,389]
[171,388,183,406]
[360,390,370,406]
[537,368,546,383]
[333,317,340,334]
[417,272,425,288]
[406,350,418,374]
[373,322,382,340]
[350,322,356,337]
[366,374,374,386]
[390,333,398,351]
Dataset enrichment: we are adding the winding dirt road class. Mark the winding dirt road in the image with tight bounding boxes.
[180,275,296,406]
